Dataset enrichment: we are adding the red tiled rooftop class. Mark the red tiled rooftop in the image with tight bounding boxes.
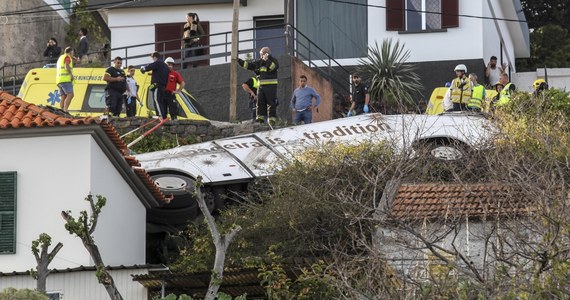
[389,182,535,220]
[0,91,165,203]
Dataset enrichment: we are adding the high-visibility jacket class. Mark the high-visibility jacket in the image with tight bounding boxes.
[239,56,279,85]
[496,82,513,107]
[252,76,259,89]
[56,54,73,84]
[468,84,485,109]
[450,77,472,104]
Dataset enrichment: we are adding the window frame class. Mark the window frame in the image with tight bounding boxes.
[386,0,458,32]
[0,171,17,254]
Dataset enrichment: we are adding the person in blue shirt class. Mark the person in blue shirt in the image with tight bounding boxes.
[290,75,321,125]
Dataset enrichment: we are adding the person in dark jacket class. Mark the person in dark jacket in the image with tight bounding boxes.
[103,56,127,116]
[43,37,61,64]
[77,28,89,63]
[141,51,169,119]
[237,47,279,125]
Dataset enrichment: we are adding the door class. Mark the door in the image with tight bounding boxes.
[254,16,285,58]
[155,22,210,67]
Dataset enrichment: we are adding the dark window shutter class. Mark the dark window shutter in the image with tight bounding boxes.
[0,172,16,254]
[386,0,405,31]
[441,0,459,28]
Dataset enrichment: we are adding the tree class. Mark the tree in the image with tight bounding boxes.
[516,24,570,71]
[65,0,106,62]
[193,177,241,300]
[30,233,63,293]
[179,89,570,298]
[61,194,123,300]
[357,38,423,114]
[517,0,570,70]
[521,0,570,30]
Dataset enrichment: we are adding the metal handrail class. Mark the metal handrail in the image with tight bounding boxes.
[2,23,352,99]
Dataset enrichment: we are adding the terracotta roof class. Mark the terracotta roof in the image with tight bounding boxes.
[388,182,535,220]
[0,91,165,203]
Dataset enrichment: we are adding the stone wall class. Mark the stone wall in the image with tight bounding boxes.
[109,117,274,143]
[0,2,67,74]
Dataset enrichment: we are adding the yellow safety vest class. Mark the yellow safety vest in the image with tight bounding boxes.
[450,77,472,104]
[468,84,485,109]
[496,82,513,107]
[56,54,73,84]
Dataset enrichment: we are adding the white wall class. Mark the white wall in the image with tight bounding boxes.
[89,138,147,266]
[0,134,147,272]
[365,0,485,64]
[513,68,570,92]
[0,269,148,300]
[104,0,527,71]
[0,135,92,272]
[483,0,518,72]
[376,221,494,278]
[108,0,284,66]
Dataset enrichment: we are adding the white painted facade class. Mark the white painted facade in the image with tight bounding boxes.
[103,0,527,70]
[0,134,146,273]
[0,269,148,300]
[376,221,493,278]
[108,0,284,66]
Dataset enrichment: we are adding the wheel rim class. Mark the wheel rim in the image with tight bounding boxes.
[430,146,463,161]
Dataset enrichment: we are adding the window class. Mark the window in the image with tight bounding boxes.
[297,0,368,59]
[83,85,107,112]
[47,291,63,300]
[0,172,16,254]
[387,0,458,31]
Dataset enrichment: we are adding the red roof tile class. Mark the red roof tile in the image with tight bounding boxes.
[0,91,165,203]
[389,182,535,220]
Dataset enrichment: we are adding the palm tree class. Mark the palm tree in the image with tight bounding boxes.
[358,39,423,114]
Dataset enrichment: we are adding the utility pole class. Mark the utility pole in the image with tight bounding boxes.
[229,0,240,122]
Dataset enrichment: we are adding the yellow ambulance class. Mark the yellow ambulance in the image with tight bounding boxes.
[17,67,207,120]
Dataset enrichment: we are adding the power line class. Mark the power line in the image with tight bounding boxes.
[324,0,528,24]
[0,0,141,17]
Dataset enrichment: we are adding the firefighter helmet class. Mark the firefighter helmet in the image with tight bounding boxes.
[533,78,548,90]
[454,64,467,72]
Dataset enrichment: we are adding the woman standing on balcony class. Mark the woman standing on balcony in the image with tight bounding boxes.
[182,12,205,69]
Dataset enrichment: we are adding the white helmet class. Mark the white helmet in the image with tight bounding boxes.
[454,64,467,72]
[164,57,175,64]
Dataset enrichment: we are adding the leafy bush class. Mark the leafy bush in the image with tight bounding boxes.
[0,288,49,300]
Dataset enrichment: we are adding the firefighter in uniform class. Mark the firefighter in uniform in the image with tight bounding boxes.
[238,47,279,125]
[242,72,260,121]
[532,78,548,97]
[449,64,473,111]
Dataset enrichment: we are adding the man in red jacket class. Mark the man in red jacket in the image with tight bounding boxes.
[164,57,186,120]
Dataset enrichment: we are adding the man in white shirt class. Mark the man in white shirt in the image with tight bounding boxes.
[485,56,506,88]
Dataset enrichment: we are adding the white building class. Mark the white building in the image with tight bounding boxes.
[0,91,166,299]
[90,0,528,71]
[375,181,536,282]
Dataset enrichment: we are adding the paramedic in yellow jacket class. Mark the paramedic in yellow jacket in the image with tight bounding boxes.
[467,73,486,112]
[56,46,75,112]
[495,73,516,107]
[448,64,473,111]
